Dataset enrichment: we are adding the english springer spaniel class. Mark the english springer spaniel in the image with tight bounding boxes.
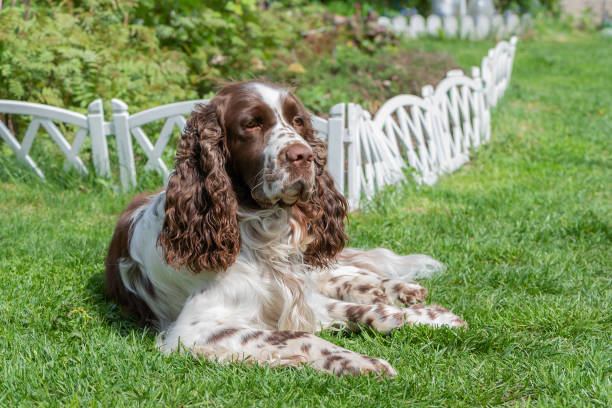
[105,81,465,377]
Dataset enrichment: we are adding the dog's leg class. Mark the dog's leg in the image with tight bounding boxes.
[338,248,445,281]
[310,293,466,332]
[158,294,396,378]
[315,265,428,306]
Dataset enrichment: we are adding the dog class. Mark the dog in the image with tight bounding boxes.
[105,81,466,377]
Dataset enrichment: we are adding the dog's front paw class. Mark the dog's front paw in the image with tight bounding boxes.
[318,352,397,378]
[404,304,467,328]
[381,279,428,305]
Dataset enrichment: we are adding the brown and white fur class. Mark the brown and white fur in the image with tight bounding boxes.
[106,81,466,378]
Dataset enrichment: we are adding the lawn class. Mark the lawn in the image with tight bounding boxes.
[1,34,610,407]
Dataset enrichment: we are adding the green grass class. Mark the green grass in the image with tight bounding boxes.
[1,34,610,407]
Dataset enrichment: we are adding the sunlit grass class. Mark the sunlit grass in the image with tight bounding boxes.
[1,34,610,406]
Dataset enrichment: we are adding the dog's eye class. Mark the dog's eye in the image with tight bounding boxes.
[292,117,304,127]
[245,119,262,131]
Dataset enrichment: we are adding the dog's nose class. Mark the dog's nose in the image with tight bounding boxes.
[286,144,314,167]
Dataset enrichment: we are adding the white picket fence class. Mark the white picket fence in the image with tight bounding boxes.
[0,37,517,209]
[378,13,530,40]
[310,36,516,208]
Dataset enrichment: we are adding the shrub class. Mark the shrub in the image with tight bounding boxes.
[272,1,433,15]
[494,0,561,15]
[0,5,196,113]
[0,1,326,110]
[0,0,457,117]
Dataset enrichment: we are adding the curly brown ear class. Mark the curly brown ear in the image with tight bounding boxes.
[297,130,349,268]
[158,101,240,272]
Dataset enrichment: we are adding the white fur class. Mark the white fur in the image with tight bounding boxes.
[339,248,445,281]
[250,83,314,203]
[123,192,461,330]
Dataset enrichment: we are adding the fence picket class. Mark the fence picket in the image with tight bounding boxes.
[0,37,518,209]
[111,99,137,190]
[88,99,109,177]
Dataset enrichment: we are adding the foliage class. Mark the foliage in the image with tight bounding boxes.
[279,0,562,15]
[0,0,451,116]
[259,41,457,113]
[494,0,561,14]
[274,1,433,15]
[1,34,611,407]
[0,1,317,111]
[283,0,562,15]
[128,0,301,95]
[0,5,196,113]
[519,7,600,41]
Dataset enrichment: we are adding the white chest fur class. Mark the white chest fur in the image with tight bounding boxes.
[125,194,315,331]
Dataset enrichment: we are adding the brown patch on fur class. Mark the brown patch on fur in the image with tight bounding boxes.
[300,343,312,354]
[392,312,405,323]
[206,328,240,344]
[264,331,308,346]
[338,359,360,377]
[454,318,468,327]
[346,366,361,377]
[328,276,342,284]
[375,304,387,315]
[373,293,388,304]
[410,304,425,316]
[396,283,428,305]
[105,192,157,326]
[241,331,264,345]
[357,284,375,293]
[345,305,369,322]
[323,355,344,370]
[335,287,343,300]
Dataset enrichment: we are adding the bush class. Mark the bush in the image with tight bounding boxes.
[0,1,324,111]
[494,0,561,15]
[0,0,457,116]
[256,42,457,113]
[129,0,301,95]
[0,6,196,115]
[272,1,433,15]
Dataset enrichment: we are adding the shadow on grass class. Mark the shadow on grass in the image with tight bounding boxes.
[85,265,158,340]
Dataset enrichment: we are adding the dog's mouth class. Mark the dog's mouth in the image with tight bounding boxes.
[251,174,314,208]
[279,179,313,205]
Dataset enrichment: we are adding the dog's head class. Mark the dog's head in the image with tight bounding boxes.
[216,82,317,207]
[158,82,348,272]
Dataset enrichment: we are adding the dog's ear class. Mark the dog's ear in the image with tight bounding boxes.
[297,124,349,268]
[158,99,240,272]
